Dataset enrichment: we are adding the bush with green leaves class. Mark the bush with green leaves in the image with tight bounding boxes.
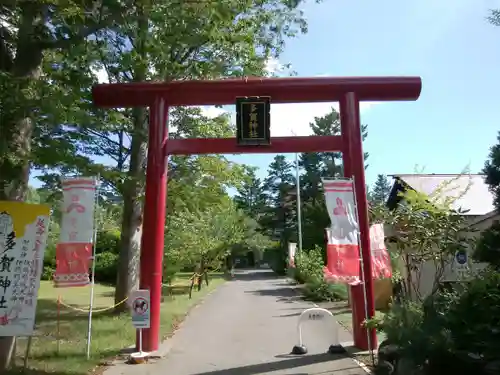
[474,220,500,270]
[302,278,348,302]
[294,246,324,284]
[94,251,119,284]
[371,269,500,374]
[295,246,347,302]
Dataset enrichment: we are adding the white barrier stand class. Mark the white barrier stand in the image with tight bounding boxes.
[291,307,346,355]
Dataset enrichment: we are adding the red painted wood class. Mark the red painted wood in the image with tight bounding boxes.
[90,75,423,353]
[166,136,344,155]
[92,76,422,107]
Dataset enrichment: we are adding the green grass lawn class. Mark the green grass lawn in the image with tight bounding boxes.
[10,272,225,375]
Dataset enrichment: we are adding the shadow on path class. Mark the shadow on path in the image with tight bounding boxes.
[232,269,281,282]
[191,353,356,375]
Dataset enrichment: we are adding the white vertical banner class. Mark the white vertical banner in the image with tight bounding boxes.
[54,177,98,288]
[288,242,297,268]
[60,177,98,243]
[322,179,361,283]
[322,179,359,246]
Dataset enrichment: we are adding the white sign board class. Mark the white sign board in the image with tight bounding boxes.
[0,202,50,336]
[130,289,150,329]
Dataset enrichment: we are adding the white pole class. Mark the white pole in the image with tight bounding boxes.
[350,175,373,361]
[290,129,303,252]
[86,175,100,360]
[139,328,143,355]
[295,152,303,252]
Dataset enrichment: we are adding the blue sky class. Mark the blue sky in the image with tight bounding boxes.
[226,0,500,187]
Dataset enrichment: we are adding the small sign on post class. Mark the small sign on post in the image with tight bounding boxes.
[454,249,469,278]
[236,96,271,146]
[129,289,150,363]
[131,289,150,328]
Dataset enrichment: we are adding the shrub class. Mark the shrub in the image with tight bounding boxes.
[295,246,347,302]
[93,251,119,284]
[474,220,500,270]
[303,277,348,302]
[373,269,500,374]
[294,246,324,284]
[95,229,121,255]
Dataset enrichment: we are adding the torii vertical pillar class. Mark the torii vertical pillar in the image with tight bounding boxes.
[340,92,377,350]
[137,97,169,350]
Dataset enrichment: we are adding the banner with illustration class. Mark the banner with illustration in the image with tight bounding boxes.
[288,242,297,268]
[322,179,361,283]
[53,177,97,288]
[369,223,392,279]
[0,201,50,336]
[322,179,392,283]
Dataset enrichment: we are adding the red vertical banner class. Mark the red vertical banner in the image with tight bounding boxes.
[53,177,97,288]
[369,224,392,279]
[322,179,361,283]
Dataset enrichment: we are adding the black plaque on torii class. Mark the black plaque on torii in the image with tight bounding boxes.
[236,96,271,146]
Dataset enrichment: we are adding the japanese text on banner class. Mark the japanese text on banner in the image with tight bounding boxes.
[59,178,97,243]
[54,177,97,288]
[0,202,50,336]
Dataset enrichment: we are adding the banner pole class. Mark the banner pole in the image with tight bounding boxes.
[57,295,61,355]
[350,175,373,362]
[86,175,100,360]
[295,152,303,252]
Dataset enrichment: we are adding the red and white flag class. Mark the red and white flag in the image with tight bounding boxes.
[53,177,97,288]
[322,179,361,284]
[369,224,392,279]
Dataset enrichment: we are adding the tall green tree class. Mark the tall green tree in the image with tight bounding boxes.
[260,155,297,271]
[0,1,134,201]
[369,174,392,204]
[298,107,368,250]
[33,0,313,310]
[234,168,267,219]
[474,132,500,268]
[0,1,138,367]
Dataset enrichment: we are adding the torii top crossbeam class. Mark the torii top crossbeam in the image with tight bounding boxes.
[92,76,422,107]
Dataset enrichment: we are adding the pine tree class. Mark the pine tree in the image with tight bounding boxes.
[234,169,267,220]
[298,107,369,250]
[370,174,392,204]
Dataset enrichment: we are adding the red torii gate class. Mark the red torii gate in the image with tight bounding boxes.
[92,76,422,352]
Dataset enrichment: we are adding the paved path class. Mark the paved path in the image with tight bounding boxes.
[109,269,367,375]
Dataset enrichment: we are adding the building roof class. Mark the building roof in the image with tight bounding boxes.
[389,174,495,216]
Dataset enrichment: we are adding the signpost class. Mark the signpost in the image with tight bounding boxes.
[130,289,150,361]
[236,96,271,145]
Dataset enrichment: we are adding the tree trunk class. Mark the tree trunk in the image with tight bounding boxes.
[114,4,149,311]
[114,107,147,312]
[0,2,46,367]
